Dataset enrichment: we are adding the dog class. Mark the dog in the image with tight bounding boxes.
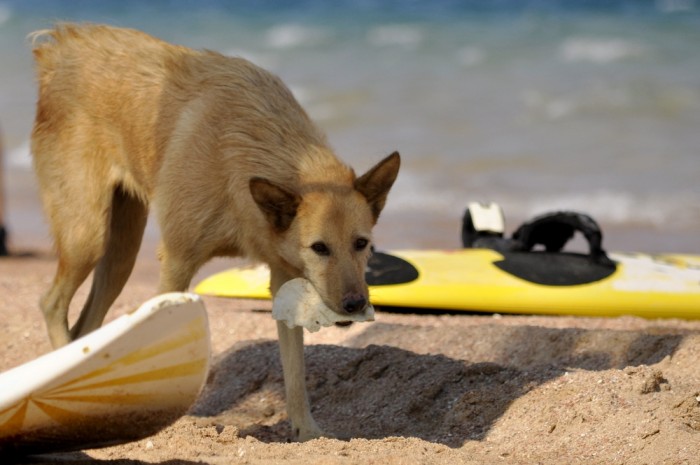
[30,23,400,441]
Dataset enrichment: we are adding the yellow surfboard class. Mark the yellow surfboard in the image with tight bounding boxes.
[195,249,700,320]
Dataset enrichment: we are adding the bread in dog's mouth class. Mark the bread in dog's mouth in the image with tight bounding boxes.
[272,278,374,332]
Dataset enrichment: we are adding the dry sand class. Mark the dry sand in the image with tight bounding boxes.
[1,248,700,465]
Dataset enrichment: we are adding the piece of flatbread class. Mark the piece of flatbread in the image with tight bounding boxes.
[272,278,374,332]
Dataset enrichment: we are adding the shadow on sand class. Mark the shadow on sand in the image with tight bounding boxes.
[192,321,685,447]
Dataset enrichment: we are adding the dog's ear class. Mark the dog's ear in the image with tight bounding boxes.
[250,178,301,232]
[354,151,401,222]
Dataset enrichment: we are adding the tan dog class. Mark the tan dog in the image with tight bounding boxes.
[30,24,400,441]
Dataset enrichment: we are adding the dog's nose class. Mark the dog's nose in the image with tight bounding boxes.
[342,294,367,314]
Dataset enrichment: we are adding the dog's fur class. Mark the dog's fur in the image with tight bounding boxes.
[30,24,400,441]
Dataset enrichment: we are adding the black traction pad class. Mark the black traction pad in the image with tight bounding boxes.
[366,250,617,288]
[366,252,419,286]
[494,251,616,286]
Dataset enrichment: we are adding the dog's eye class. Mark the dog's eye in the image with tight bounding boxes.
[354,238,369,251]
[311,242,331,256]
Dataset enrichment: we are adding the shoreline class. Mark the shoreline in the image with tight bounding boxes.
[3,165,698,257]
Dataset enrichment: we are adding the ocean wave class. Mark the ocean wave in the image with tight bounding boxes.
[525,191,657,225]
[0,2,12,26]
[656,0,696,13]
[520,90,577,120]
[457,46,485,67]
[0,3,11,26]
[7,140,30,169]
[387,176,700,232]
[367,24,424,48]
[516,191,700,231]
[559,37,647,64]
[520,81,699,121]
[265,24,328,50]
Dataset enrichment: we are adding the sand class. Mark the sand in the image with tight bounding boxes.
[1,249,700,465]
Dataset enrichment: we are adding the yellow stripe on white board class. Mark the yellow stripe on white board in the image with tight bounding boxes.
[53,318,207,393]
[0,317,208,434]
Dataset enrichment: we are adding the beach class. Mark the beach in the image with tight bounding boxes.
[2,248,700,464]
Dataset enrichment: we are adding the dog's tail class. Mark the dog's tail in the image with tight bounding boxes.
[29,24,70,80]
[29,23,89,66]
[27,28,54,47]
[29,23,113,99]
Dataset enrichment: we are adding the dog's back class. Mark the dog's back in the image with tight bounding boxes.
[32,24,334,199]
[33,25,177,178]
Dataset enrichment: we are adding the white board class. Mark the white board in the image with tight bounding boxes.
[0,292,211,455]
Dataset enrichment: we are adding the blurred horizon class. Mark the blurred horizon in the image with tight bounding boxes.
[1,0,698,253]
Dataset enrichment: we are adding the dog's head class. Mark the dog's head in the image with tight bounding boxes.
[250,151,400,316]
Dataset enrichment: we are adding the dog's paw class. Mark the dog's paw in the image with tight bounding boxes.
[293,422,329,442]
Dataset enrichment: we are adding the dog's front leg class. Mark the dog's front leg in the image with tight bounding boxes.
[276,321,325,441]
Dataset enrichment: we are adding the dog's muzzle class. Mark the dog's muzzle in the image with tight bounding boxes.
[342,294,367,314]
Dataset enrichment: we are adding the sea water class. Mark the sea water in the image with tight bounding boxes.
[0,0,698,253]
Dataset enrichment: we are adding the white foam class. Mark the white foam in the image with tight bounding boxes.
[382,170,466,216]
[0,3,11,26]
[386,173,700,232]
[527,191,640,223]
[265,24,327,49]
[457,46,485,67]
[367,24,424,48]
[8,140,31,169]
[559,37,646,64]
[524,190,700,230]
[656,0,696,13]
[521,90,577,120]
